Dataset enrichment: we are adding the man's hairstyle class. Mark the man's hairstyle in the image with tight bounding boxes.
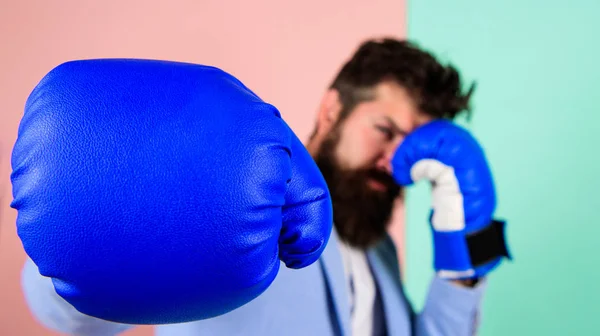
[329,38,476,121]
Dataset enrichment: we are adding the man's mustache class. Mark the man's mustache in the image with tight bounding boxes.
[366,169,398,189]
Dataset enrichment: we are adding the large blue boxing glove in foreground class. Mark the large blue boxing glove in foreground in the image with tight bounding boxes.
[392,120,511,280]
[11,59,333,324]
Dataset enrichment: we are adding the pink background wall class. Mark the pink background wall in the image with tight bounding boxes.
[0,1,405,334]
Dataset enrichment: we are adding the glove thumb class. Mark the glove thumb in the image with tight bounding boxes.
[279,125,333,269]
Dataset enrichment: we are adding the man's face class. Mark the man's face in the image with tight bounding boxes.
[314,81,428,248]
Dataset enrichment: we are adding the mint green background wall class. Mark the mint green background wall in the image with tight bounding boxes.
[404,1,600,335]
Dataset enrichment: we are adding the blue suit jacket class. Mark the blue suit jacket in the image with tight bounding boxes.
[22,232,487,336]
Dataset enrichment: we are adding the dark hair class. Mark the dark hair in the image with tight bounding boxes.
[329,38,476,121]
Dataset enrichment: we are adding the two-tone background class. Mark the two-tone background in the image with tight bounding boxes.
[1,1,597,335]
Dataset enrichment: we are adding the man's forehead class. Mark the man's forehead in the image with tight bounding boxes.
[340,81,419,129]
[373,81,417,110]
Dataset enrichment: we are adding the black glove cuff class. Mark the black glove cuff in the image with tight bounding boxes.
[466,219,511,267]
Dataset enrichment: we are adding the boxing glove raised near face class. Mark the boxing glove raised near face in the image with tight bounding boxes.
[11,59,333,324]
[391,120,511,280]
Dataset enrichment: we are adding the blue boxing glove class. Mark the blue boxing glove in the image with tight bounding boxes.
[11,59,333,324]
[392,120,510,280]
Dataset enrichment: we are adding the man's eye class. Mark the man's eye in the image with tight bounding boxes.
[376,125,393,139]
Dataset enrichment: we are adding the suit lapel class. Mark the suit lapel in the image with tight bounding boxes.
[319,230,351,336]
[367,239,413,336]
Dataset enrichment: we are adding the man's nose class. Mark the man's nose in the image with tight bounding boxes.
[376,145,398,175]
[375,142,401,174]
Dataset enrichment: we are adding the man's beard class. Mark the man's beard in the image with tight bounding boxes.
[314,129,402,249]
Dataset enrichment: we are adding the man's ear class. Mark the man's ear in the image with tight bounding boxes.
[316,89,342,134]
